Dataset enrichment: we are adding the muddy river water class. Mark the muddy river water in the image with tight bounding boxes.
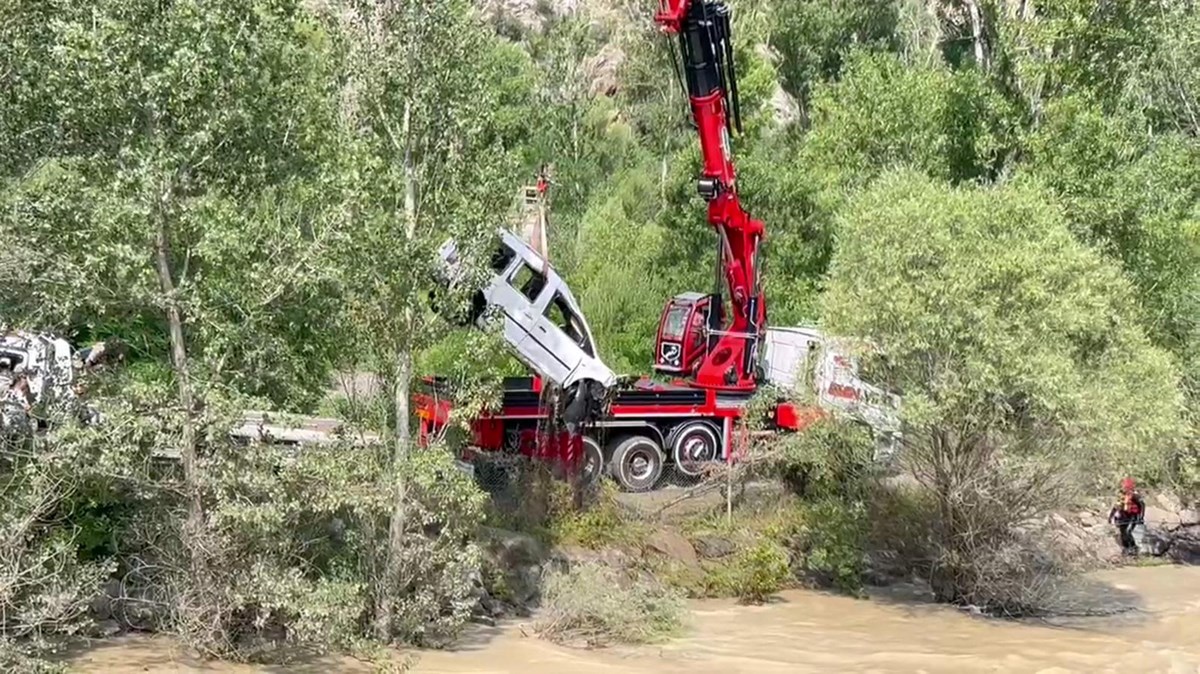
[72,566,1200,674]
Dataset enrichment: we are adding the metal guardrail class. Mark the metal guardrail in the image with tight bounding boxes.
[148,411,379,460]
[155,411,474,477]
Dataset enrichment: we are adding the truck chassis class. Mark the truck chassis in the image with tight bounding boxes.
[414,374,820,493]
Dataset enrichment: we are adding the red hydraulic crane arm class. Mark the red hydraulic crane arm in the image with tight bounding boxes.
[655,0,766,391]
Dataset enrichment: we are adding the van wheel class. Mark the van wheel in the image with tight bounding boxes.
[610,435,664,492]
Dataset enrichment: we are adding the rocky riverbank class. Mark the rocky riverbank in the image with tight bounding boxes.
[1044,491,1200,566]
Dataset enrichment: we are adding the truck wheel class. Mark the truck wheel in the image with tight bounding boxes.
[671,421,721,478]
[580,435,605,488]
[610,435,664,492]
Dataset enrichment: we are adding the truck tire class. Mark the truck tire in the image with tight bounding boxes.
[580,435,605,489]
[610,435,664,492]
[671,420,721,478]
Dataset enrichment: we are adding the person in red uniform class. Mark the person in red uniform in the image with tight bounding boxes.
[1108,477,1145,556]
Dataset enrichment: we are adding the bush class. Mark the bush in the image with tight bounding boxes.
[1,410,133,671]
[772,417,874,499]
[535,561,685,647]
[487,463,642,551]
[796,499,867,594]
[548,482,644,550]
[702,541,791,603]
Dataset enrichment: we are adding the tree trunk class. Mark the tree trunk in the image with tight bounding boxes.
[964,0,988,71]
[374,98,419,642]
[153,189,204,567]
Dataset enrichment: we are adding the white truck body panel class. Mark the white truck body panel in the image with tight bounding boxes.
[763,326,902,461]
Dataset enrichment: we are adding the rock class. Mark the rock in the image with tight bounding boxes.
[478,0,559,35]
[89,579,122,620]
[556,543,632,571]
[767,85,801,127]
[1169,533,1200,565]
[692,535,736,559]
[1144,505,1183,530]
[478,527,548,606]
[470,614,497,627]
[644,529,700,572]
[1141,528,1174,557]
[1050,513,1070,528]
[1180,509,1200,526]
[583,41,624,98]
[1155,492,1183,515]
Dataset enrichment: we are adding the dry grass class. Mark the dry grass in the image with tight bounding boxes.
[534,561,685,647]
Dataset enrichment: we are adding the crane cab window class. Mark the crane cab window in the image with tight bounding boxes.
[661,304,691,341]
[689,309,705,349]
[509,262,545,302]
[544,292,594,357]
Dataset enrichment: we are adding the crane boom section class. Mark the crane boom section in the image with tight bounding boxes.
[655,0,765,392]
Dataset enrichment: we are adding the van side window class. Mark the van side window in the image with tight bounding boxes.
[509,263,545,302]
[490,244,516,273]
[544,293,594,357]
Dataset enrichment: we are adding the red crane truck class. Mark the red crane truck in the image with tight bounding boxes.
[417,0,899,492]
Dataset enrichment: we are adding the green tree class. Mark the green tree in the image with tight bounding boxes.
[822,171,1184,608]
[769,0,900,118]
[802,51,1017,193]
[323,0,514,642]
[1021,98,1200,389]
[0,0,347,654]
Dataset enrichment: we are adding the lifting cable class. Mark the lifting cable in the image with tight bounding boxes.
[667,38,693,128]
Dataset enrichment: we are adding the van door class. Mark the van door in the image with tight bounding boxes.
[489,258,570,384]
[521,279,575,384]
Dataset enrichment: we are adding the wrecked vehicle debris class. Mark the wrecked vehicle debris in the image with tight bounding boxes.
[436,229,618,424]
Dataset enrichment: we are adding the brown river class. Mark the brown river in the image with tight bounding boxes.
[71,566,1200,674]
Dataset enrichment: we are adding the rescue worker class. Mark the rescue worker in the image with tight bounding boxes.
[1108,477,1145,556]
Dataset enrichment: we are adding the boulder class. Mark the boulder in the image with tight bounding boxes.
[1169,531,1200,565]
[692,535,736,559]
[1180,509,1200,526]
[84,619,122,638]
[556,544,633,571]
[1144,505,1183,530]
[583,41,624,98]
[478,526,548,606]
[89,579,122,621]
[1140,528,1174,557]
[644,529,700,572]
[1154,492,1183,515]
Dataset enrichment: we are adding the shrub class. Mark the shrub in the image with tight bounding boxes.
[548,482,644,549]
[535,561,685,647]
[796,498,867,594]
[702,540,791,603]
[1,409,134,671]
[772,417,875,500]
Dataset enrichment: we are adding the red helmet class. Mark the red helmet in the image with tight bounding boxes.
[1121,477,1136,492]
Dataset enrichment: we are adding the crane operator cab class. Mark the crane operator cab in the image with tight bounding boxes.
[653,292,733,378]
